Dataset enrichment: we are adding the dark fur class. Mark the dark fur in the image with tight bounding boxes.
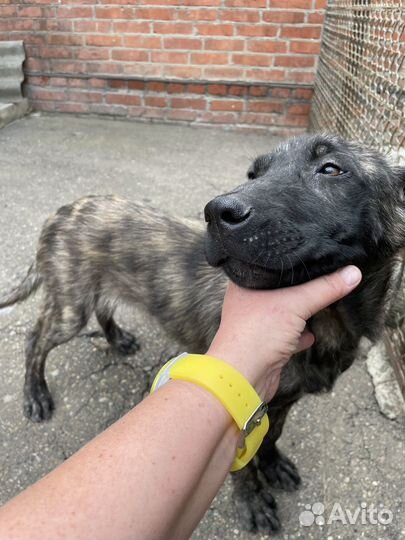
[1,134,404,532]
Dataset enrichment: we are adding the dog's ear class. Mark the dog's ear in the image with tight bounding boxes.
[247,154,272,180]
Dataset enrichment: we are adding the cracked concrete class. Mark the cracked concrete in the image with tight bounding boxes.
[0,114,404,539]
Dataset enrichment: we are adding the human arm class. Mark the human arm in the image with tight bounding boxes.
[0,266,362,540]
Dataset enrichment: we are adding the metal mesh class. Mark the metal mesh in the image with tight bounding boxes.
[311,1,405,398]
[310,0,405,163]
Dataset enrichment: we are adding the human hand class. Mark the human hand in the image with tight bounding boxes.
[207,266,362,402]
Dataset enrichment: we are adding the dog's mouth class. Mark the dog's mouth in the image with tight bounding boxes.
[223,260,282,289]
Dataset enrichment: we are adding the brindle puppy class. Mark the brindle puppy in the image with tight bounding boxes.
[1,134,404,532]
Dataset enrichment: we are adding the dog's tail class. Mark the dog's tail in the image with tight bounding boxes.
[0,262,42,309]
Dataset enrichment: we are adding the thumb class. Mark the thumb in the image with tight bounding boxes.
[291,266,362,321]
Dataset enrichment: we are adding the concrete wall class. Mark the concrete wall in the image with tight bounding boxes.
[0,0,326,133]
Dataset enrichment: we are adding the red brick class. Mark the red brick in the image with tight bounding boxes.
[200,111,237,124]
[287,103,311,115]
[247,41,288,54]
[113,21,151,33]
[270,87,290,98]
[146,81,166,92]
[307,12,325,24]
[136,7,175,20]
[67,79,88,89]
[37,47,72,59]
[106,94,142,106]
[48,34,83,46]
[275,55,315,68]
[68,91,103,103]
[290,40,321,54]
[207,84,227,96]
[281,25,322,39]
[187,83,206,93]
[177,9,218,21]
[248,101,284,113]
[270,0,312,7]
[292,88,313,99]
[204,67,244,79]
[30,88,66,101]
[225,0,266,6]
[74,21,110,33]
[124,36,162,48]
[87,62,122,74]
[144,96,168,107]
[76,48,110,61]
[95,7,134,19]
[166,109,198,122]
[279,114,309,127]
[221,9,260,22]
[108,80,127,90]
[246,68,286,81]
[128,80,146,90]
[89,78,107,89]
[0,6,16,17]
[285,71,316,83]
[163,65,202,78]
[228,85,246,96]
[249,85,269,97]
[171,97,206,109]
[191,52,228,64]
[204,38,243,51]
[233,54,272,67]
[167,83,186,93]
[164,37,202,50]
[315,0,327,8]
[236,24,278,37]
[86,35,122,47]
[263,10,305,23]
[151,51,188,63]
[112,50,149,62]
[17,6,42,17]
[196,23,234,36]
[153,22,193,34]
[57,6,93,18]
[56,102,89,114]
[210,99,243,112]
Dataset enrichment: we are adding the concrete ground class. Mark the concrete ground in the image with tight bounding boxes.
[0,114,404,539]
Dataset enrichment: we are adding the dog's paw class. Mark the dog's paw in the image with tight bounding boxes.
[232,461,281,533]
[114,330,140,355]
[233,482,280,533]
[261,448,301,491]
[23,384,54,422]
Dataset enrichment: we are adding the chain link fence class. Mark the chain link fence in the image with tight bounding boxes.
[310,0,405,398]
[310,0,405,163]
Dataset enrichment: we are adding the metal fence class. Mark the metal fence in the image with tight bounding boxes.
[310,0,405,399]
[310,0,405,163]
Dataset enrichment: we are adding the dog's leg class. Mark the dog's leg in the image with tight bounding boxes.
[95,304,140,355]
[231,403,298,533]
[24,301,89,422]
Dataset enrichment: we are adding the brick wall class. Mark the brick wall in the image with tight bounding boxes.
[0,0,326,133]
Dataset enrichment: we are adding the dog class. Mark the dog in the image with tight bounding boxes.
[1,133,404,532]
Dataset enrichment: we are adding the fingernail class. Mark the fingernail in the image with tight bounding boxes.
[340,266,361,286]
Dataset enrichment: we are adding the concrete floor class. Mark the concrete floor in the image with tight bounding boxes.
[0,114,404,539]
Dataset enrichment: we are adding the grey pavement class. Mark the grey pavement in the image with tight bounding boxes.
[0,114,404,540]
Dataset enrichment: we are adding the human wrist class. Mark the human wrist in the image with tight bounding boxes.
[207,335,279,402]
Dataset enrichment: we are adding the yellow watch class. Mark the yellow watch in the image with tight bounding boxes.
[150,353,269,471]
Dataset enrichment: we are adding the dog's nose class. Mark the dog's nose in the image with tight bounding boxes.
[204,195,252,229]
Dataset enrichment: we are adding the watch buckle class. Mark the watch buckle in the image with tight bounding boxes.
[242,402,268,437]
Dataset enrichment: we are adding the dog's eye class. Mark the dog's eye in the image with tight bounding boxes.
[319,163,344,176]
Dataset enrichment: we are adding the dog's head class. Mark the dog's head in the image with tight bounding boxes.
[204,134,405,289]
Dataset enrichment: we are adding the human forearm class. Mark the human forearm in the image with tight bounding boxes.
[0,380,238,540]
